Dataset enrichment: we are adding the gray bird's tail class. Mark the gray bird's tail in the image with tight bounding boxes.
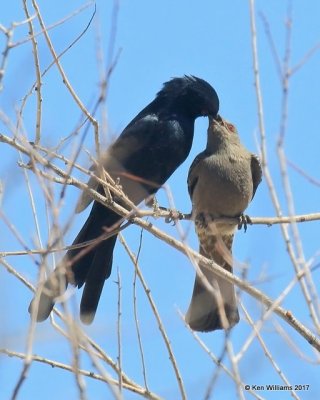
[185,230,239,332]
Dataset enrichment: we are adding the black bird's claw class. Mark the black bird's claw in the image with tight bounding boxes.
[145,195,163,217]
[145,195,158,210]
[238,214,252,232]
[154,205,185,224]
[146,199,185,224]
[164,209,185,224]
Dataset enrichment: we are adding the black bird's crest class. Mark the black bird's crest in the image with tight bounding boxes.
[158,75,198,96]
[157,75,219,118]
[158,75,214,98]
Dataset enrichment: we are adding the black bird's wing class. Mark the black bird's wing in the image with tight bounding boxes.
[77,115,162,212]
[78,114,189,211]
[71,114,192,323]
[110,115,193,188]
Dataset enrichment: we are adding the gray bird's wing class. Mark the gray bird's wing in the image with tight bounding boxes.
[250,154,262,199]
[187,150,208,198]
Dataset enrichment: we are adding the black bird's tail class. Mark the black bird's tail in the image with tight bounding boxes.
[66,201,120,324]
[28,202,120,323]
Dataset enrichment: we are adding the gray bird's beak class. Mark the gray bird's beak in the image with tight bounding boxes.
[209,114,223,127]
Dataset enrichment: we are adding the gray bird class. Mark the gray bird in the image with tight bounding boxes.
[185,115,262,332]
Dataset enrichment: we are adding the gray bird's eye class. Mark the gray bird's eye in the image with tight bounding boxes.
[225,122,236,133]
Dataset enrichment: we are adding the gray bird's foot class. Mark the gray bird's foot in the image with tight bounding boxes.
[195,212,215,229]
[238,214,252,232]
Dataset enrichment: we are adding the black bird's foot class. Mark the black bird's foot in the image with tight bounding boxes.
[145,195,158,209]
[145,197,185,223]
[238,214,252,232]
[145,195,162,217]
[153,205,186,224]
[156,206,185,224]
[163,208,185,224]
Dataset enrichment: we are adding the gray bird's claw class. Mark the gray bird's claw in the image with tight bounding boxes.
[195,212,207,229]
[238,214,252,232]
[195,212,214,229]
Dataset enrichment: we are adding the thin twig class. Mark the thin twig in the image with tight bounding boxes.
[0,349,162,400]
[226,341,245,400]
[116,268,123,394]
[119,234,187,400]
[177,310,264,400]
[287,158,320,187]
[248,0,320,353]
[241,304,300,400]
[11,2,94,49]
[1,258,161,399]
[203,332,232,400]
[22,0,42,144]
[2,132,320,227]
[1,129,320,351]
[31,0,99,139]
[133,227,150,391]
[275,4,320,331]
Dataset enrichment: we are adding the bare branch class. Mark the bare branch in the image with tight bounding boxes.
[119,234,187,399]
[0,349,162,400]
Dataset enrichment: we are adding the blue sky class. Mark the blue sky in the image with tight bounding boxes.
[1,1,320,399]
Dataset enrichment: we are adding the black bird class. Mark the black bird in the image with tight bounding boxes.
[29,76,219,324]
[185,115,262,332]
